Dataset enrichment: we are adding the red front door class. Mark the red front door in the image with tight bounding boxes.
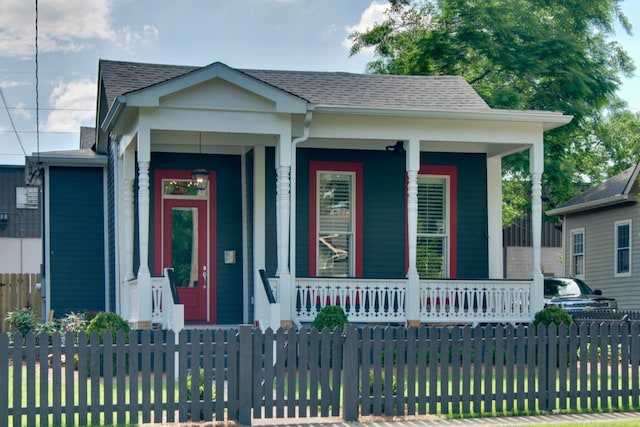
[163,199,208,322]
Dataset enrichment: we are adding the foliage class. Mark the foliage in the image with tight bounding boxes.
[86,311,131,344]
[311,305,348,331]
[186,368,216,401]
[349,0,636,222]
[5,307,39,335]
[578,342,623,364]
[533,307,573,328]
[60,311,88,335]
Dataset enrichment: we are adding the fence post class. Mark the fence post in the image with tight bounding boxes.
[343,324,359,421]
[238,325,253,426]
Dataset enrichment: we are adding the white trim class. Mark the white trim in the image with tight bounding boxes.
[43,166,51,320]
[486,156,503,278]
[315,170,356,277]
[240,150,248,323]
[416,173,451,278]
[614,219,632,277]
[569,227,585,279]
[103,166,110,311]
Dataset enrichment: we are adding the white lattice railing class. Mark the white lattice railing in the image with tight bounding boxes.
[419,279,531,324]
[294,278,533,324]
[295,278,407,323]
[150,273,184,331]
[151,278,163,325]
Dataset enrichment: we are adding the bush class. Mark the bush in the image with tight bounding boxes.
[311,305,348,331]
[86,311,130,344]
[5,307,39,335]
[533,307,573,328]
[85,312,131,376]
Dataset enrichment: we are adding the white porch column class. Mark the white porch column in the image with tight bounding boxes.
[136,129,152,329]
[275,133,292,327]
[253,146,274,329]
[405,139,421,327]
[486,156,504,279]
[530,140,544,316]
[119,150,135,323]
[122,153,135,282]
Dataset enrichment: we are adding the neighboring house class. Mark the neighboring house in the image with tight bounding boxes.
[27,59,571,329]
[0,165,42,274]
[547,163,640,310]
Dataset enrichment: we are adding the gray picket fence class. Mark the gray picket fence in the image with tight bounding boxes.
[2,321,640,426]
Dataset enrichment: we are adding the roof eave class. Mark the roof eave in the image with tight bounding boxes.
[314,105,573,129]
[25,151,108,167]
[102,96,126,133]
[546,194,630,216]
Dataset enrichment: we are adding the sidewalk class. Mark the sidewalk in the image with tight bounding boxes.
[146,411,640,426]
[248,412,640,426]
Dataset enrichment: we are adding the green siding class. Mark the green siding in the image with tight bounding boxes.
[49,166,105,315]
[293,149,488,279]
[421,152,488,278]
[151,153,243,324]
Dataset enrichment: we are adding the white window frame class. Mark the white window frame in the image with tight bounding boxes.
[614,219,632,277]
[569,228,585,279]
[315,171,355,277]
[416,174,450,278]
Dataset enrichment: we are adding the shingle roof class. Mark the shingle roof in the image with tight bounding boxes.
[547,164,640,216]
[98,59,490,112]
[79,126,96,150]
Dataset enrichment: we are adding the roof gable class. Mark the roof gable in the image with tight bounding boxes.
[116,61,309,114]
[547,163,640,216]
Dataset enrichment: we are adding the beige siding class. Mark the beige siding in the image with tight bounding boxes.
[564,203,640,310]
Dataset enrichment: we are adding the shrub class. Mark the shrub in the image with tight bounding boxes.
[60,311,88,335]
[5,307,39,335]
[86,311,131,344]
[311,305,348,331]
[533,307,573,328]
[85,312,131,376]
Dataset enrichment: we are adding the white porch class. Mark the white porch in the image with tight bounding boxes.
[140,275,533,330]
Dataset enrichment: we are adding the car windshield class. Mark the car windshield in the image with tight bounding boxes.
[544,278,594,297]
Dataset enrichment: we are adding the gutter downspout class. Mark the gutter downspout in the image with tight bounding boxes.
[290,110,313,328]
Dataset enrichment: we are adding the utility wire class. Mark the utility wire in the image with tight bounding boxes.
[35,0,40,163]
[0,86,29,157]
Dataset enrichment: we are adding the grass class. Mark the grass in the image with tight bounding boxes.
[501,421,639,427]
[5,352,640,425]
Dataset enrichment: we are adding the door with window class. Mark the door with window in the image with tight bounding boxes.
[155,171,215,324]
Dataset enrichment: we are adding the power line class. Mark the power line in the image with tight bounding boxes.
[3,107,94,112]
[0,86,29,157]
[35,0,40,162]
[0,130,81,135]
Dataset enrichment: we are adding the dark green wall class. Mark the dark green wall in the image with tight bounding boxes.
[49,166,105,315]
[151,153,243,324]
[282,148,488,279]
[421,152,488,278]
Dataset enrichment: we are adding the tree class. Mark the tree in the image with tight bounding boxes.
[350,0,635,222]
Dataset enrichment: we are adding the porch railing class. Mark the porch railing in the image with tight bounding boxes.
[294,278,533,324]
[295,278,407,323]
[419,279,531,323]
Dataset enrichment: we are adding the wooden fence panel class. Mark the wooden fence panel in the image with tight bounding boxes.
[5,321,640,425]
[0,273,41,333]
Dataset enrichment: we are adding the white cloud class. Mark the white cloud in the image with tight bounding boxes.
[43,79,95,133]
[343,1,389,50]
[14,102,32,120]
[0,0,158,58]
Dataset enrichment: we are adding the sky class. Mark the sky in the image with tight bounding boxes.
[0,0,639,166]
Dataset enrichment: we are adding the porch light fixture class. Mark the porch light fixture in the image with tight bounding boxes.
[191,133,208,190]
[386,140,405,154]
